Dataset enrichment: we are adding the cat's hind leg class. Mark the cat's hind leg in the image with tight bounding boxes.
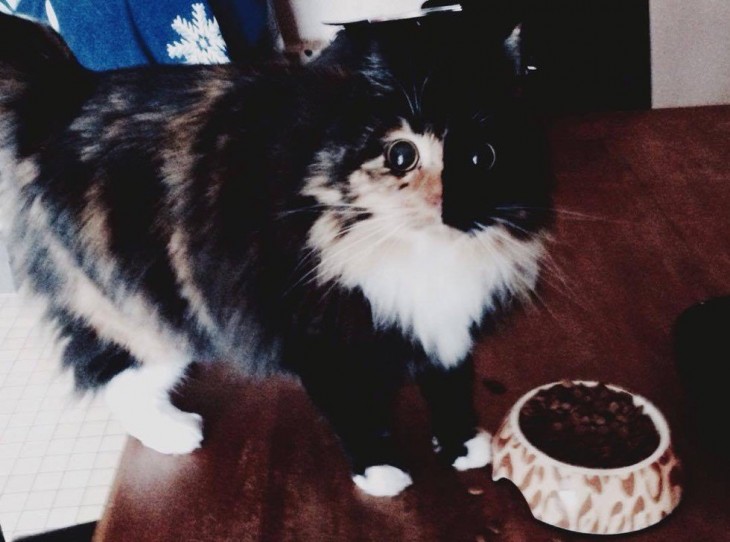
[55,311,203,455]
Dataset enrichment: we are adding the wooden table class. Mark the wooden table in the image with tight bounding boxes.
[95,107,730,542]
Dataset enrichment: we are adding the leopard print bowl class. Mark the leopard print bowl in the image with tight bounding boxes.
[492,381,682,535]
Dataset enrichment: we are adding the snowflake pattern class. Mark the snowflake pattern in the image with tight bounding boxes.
[167,3,229,65]
[0,0,57,30]
[0,0,21,14]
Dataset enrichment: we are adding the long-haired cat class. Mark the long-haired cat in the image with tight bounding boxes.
[0,4,551,497]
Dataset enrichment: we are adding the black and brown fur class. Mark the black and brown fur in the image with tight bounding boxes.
[0,6,552,485]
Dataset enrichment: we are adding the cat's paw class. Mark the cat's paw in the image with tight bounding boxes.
[122,403,204,455]
[452,429,492,471]
[352,465,413,497]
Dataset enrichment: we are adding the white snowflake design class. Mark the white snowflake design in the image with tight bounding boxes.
[0,0,20,14]
[167,3,229,65]
[0,1,58,30]
[0,0,20,13]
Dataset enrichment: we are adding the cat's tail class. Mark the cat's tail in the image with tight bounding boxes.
[0,12,91,153]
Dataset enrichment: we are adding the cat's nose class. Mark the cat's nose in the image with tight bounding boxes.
[411,171,442,207]
[425,189,442,207]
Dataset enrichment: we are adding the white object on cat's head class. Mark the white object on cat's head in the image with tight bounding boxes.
[324,4,463,26]
[282,0,428,51]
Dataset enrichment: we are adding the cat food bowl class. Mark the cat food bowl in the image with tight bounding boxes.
[492,380,682,535]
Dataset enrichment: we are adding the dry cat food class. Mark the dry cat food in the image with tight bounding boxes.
[518,381,660,468]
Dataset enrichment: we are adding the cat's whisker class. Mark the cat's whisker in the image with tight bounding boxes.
[474,225,581,310]
[317,221,409,281]
[477,230,567,317]
[291,214,398,277]
[289,218,404,292]
[495,205,625,224]
[335,216,400,237]
[491,216,533,237]
[469,227,548,312]
[539,262,572,296]
[539,251,571,290]
[524,284,569,326]
[393,78,417,117]
[535,268,582,309]
[276,203,371,219]
[510,239,591,314]
[471,112,492,126]
[535,264,596,321]
[411,83,420,115]
[538,267,592,314]
[417,72,431,114]
[291,245,320,276]
[300,221,408,290]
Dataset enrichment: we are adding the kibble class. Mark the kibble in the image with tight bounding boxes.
[518,381,660,468]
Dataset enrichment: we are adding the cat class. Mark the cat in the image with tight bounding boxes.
[0,4,551,497]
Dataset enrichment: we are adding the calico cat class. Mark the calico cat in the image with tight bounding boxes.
[0,5,551,497]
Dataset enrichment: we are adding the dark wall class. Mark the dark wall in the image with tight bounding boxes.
[524,0,651,112]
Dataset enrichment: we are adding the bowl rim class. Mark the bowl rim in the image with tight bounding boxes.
[506,380,672,476]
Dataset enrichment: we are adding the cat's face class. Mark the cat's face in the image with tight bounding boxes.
[303,103,549,364]
[301,14,551,357]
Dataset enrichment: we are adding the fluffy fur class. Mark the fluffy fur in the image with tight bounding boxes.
[0,5,552,495]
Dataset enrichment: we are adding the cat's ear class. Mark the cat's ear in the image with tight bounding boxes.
[0,12,80,75]
[315,22,377,73]
[420,1,527,74]
[316,21,403,95]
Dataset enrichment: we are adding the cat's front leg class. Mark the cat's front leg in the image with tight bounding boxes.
[417,358,492,471]
[104,359,203,455]
[296,348,412,497]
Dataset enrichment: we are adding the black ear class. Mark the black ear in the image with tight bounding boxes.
[423,1,522,36]
[313,22,389,93]
[0,13,89,156]
[316,1,530,94]
[0,12,80,77]
[421,1,526,74]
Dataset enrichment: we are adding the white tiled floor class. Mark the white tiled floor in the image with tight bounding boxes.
[0,293,126,540]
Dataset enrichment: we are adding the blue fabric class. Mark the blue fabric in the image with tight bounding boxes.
[212,0,268,49]
[3,0,268,71]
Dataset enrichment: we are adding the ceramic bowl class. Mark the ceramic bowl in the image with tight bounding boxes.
[492,381,682,535]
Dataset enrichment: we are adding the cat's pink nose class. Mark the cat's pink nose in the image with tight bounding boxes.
[425,190,442,207]
[412,171,443,207]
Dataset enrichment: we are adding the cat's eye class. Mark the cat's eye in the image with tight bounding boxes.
[471,143,497,170]
[385,139,419,173]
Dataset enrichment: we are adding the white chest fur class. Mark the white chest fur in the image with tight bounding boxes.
[309,215,543,368]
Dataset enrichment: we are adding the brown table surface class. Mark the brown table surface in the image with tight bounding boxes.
[94,106,730,542]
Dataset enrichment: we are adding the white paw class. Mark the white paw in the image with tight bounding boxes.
[352,465,413,497]
[104,363,202,455]
[452,429,493,471]
[123,403,204,455]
